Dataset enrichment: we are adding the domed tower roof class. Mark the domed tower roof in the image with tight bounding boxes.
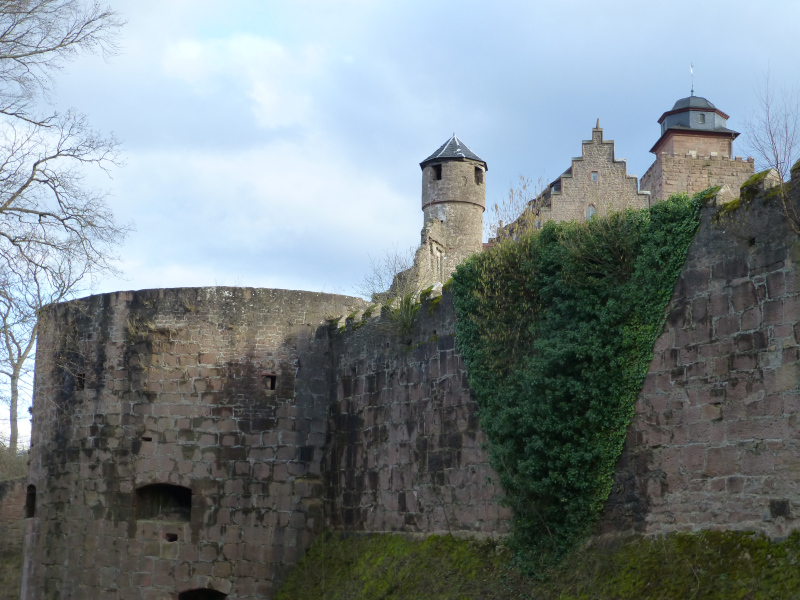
[670,96,717,111]
[420,134,487,171]
[650,94,739,154]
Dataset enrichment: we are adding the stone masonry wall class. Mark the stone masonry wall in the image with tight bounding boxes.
[323,295,511,538]
[640,154,754,201]
[653,133,734,159]
[602,173,800,537]
[24,288,364,600]
[0,479,25,600]
[539,125,651,225]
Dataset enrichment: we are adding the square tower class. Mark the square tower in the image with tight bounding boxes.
[640,95,754,200]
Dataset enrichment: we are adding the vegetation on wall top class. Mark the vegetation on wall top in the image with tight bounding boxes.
[451,192,706,569]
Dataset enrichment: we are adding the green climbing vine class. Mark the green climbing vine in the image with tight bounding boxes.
[451,192,708,570]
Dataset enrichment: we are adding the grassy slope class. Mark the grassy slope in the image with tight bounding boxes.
[276,531,800,600]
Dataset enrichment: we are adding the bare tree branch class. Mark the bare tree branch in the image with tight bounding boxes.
[485,175,547,242]
[744,71,800,233]
[0,1,127,452]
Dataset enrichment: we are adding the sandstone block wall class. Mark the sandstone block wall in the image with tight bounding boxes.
[640,154,755,201]
[24,288,364,600]
[0,479,25,600]
[539,126,651,225]
[653,133,734,159]
[604,174,800,537]
[323,296,511,537]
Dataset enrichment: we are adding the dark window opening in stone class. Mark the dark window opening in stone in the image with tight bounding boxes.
[433,164,442,180]
[75,372,85,391]
[135,484,191,522]
[164,533,178,542]
[141,436,153,442]
[699,113,706,124]
[770,499,791,519]
[178,590,227,600]
[24,485,36,518]
[263,374,277,391]
[591,171,598,182]
[474,167,484,185]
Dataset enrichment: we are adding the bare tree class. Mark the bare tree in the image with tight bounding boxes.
[484,175,547,242]
[0,1,127,452]
[744,71,800,232]
[356,245,424,338]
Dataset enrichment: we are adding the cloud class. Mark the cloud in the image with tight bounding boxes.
[97,131,419,295]
[162,35,323,130]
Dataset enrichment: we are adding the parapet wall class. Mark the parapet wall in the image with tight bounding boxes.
[640,154,755,201]
[324,296,510,537]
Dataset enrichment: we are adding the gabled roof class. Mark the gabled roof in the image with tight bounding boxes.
[420,134,487,170]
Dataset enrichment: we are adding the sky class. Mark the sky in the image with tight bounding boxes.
[4,0,800,443]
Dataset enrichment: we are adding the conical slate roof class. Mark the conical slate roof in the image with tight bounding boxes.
[420,134,487,170]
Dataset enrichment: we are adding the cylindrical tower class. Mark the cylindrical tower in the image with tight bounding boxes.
[417,135,487,282]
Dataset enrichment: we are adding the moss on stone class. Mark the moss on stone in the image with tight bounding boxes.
[277,530,800,600]
[713,197,742,223]
[419,285,435,303]
[792,157,800,173]
[428,295,442,314]
[741,169,773,189]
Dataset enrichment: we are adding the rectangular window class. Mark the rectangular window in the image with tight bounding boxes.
[474,167,484,185]
[591,171,598,182]
[699,113,706,124]
[263,374,277,391]
[433,164,442,180]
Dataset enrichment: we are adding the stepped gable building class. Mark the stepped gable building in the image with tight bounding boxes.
[640,94,754,200]
[413,134,487,284]
[535,120,651,225]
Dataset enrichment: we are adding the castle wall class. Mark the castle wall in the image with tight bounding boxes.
[539,127,651,225]
[640,154,754,201]
[0,479,25,600]
[20,172,800,599]
[323,296,511,537]
[24,288,364,600]
[603,174,800,537]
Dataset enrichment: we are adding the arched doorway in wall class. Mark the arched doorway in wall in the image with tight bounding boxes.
[178,590,227,600]
[585,204,597,221]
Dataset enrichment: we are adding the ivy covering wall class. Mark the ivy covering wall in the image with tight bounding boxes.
[451,192,709,567]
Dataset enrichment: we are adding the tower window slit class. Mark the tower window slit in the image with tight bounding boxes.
[474,167,484,184]
[433,164,442,180]
[25,485,36,518]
